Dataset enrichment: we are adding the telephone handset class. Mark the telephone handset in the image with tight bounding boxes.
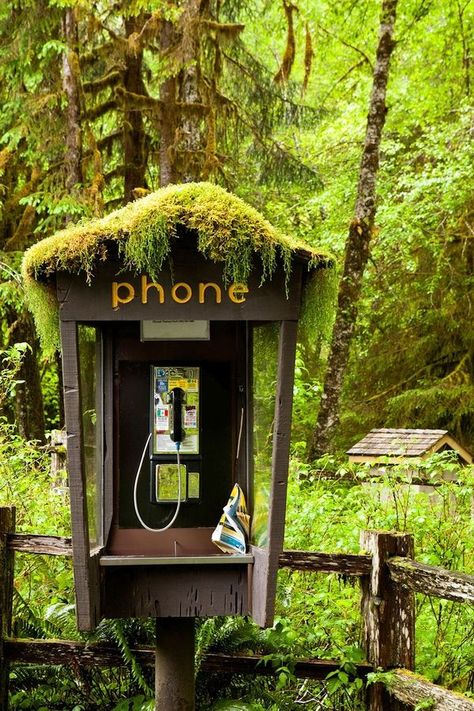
[168,387,186,444]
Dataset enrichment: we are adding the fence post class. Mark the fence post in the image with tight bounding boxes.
[0,507,16,711]
[360,530,415,711]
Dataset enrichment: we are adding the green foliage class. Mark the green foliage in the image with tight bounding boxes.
[0,343,30,407]
[211,702,265,710]
[0,423,69,536]
[365,670,396,688]
[21,280,60,354]
[335,52,474,451]
[0,411,74,629]
[195,609,365,709]
[280,453,474,692]
[10,660,154,711]
[414,700,436,711]
[325,654,365,702]
[10,597,157,709]
[108,620,153,696]
[299,266,337,342]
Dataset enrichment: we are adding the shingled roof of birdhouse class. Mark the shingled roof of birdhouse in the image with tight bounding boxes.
[346,428,472,464]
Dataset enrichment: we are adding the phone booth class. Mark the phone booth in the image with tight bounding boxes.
[22,183,329,632]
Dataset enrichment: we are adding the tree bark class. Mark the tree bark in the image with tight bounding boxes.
[6,310,45,442]
[159,0,206,187]
[123,15,148,202]
[178,63,203,182]
[176,0,204,182]
[158,19,178,188]
[0,507,15,711]
[62,8,83,195]
[308,0,398,459]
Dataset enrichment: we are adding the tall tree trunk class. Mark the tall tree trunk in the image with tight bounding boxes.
[62,8,83,195]
[308,0,398,460]
[176,0,204,182]
[159,19,178,187]
[7,312,45,443]
[159,0,205,187]
[123,16,147,201]
[178,63,203,182]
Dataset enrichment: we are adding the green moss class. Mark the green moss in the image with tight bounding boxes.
[22,182,331,351]
[23,276,61,353]
[299,266,338,346]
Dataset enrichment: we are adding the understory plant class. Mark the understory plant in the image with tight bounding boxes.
[280,453,474,693]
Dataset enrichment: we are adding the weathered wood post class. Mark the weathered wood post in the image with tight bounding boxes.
[360,531,414,711]
[155,618,195,711]
[0,507,16,711]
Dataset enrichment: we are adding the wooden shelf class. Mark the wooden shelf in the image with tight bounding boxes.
[99,554,253,567]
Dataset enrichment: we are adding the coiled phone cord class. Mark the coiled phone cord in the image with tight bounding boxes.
[133,433,182,532]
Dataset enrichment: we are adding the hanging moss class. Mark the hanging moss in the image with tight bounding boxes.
[23,278,61,353]
[299,265,338,347]
[22,182,331,352]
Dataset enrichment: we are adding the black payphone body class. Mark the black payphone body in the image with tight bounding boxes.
[149,366,201,507]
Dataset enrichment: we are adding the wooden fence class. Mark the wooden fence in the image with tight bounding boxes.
[1,506,474,711]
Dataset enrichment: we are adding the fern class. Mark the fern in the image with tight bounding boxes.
[107,619,153,696]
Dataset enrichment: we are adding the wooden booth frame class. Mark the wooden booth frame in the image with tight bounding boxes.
[58,255,301,631]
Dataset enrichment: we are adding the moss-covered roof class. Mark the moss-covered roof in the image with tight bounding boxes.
[23,182,328,281]
[21,181,332,351]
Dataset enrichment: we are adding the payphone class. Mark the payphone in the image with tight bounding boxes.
[151,366,201,502]
[133,366,201,532]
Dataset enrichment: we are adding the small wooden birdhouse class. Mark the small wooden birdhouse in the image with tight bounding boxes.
[347,428,472,499]
[347,428,472,465]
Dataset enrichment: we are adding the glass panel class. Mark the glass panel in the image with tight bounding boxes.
[251,322,279,546]
[78,325,102,548]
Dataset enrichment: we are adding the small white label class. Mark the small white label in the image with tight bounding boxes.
[184,406,197,428]
[155,407,169,431]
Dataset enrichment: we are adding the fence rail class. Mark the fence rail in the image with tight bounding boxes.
[4,639,371,679]
[278,549,372,575]
[388,557,474,603]
[390,670,474,711]
[4,640,474,709]
[7,533,72,556]
[2,509,474,711]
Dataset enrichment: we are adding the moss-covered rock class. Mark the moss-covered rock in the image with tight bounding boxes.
[22,182,331,351]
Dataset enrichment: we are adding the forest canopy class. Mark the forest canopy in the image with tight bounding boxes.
[1,0,472,450]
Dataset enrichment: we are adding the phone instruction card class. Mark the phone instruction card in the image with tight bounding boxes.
[152,366,200,455]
